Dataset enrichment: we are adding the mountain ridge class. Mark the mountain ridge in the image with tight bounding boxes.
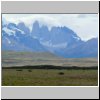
[2,20,98,58]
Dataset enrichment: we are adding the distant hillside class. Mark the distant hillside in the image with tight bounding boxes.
[2,51,61,61]
[2,51,98,67]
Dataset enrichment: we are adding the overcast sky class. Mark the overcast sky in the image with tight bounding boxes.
[2,14,98,41]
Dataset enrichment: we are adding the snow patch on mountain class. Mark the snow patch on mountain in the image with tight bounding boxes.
[2,25,25,37]
[5,37,11,44]
[41,40,67,48]
[12,27,25,34]
[2,27,16,36]
[73,35,81,41]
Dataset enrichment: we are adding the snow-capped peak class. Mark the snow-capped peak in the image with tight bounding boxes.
[12,27,25,34]
[2,23,25,36]
[72,35,81,41]
[2,27,16,36]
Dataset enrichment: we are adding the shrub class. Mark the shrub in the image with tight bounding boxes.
[58,72,64,75]
[16,69,23,71]
[28,70,32,72]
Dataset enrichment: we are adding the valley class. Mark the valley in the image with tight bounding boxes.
[2,51,98,86]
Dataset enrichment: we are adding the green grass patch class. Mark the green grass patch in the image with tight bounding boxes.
[2,69,98,86]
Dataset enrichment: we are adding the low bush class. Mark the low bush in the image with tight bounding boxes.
[58,72,64,75]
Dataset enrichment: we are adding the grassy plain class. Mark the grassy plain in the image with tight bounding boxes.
[2,69,98,86]
[2,51,98,86]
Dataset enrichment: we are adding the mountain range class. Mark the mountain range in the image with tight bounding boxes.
[2,19,98,58]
